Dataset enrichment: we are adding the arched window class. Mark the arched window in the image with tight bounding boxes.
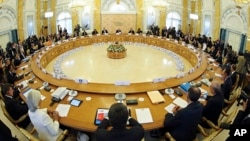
[166,12,181,30]
[56,12,72,34]
[109,2,128,11]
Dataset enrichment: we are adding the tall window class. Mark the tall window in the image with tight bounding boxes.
[204,15,211,36]
[27,15,34,36]
[147,7,156,29]
[56,12,72,34]
[81,6,91,30]
[166,12,181,30]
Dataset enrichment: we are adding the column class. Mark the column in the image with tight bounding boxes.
[247,6,250,51]
[182,0,188,34]
[17,0,24,40]
[157,6,167,30]
[50,0,56,34]
[94,0,101,32]
[36,0,41,36]
[196,0,202,35]
[190,0,196,35]
[136,0,143,29]
[213,0,221,40]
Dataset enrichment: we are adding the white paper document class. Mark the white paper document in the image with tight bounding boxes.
[56,104,71,117]
[135,108,153,124]
[173,97,188,108]
[215,73,222,78]
[164,103,176,114]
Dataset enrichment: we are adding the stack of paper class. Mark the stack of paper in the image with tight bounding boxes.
[135,108,153,124]
[173,97,188,108]
[56,104,71,117]
[147,91,165,104]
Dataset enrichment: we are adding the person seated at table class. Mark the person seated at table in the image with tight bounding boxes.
[2,83,30,128]
[5,65,17,84]
[136,28,143,34]
[221,66,232,101]
[82,30,88,36]
[200,82,224,128]
[220,99,250,141]
[95,103,144,141]
[101,28,109,35]
[115,28,122,34]
[146,30,153,36]
[163,86,203,141]
[26,89,62,141]
[92,29,99,35]
[128,28,135,34]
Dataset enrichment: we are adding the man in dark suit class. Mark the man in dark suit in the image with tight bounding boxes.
[102,28,109,35]
[163,86,203,141]
[6,65,17,84]
[2,83,30,128]
[92,29,99,35]
[201,82,224,128]
[128,28,135,34]
[221,66,232,101]
[116,28,122,34]
[230,64,238,86]
[95,103,144,141]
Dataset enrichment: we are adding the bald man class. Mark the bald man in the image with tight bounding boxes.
[163,86,203,141]
[201,82,224,128]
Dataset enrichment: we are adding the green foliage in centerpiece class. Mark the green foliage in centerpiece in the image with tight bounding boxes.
[107,43,126,52]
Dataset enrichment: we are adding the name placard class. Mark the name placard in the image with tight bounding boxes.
[74,78,88,84]
[114,81,130,86]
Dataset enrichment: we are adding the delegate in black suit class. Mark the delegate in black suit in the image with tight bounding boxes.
[221,66,232,101]
[95,103,144,141]
[102,28,108,35]
[222,76,232,101]
[4,96,30,128]
[95,118,144,141]
[201,82,224,128]
[163,86,204,141]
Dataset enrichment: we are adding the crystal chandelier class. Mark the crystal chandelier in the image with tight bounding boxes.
[68,0,85,12]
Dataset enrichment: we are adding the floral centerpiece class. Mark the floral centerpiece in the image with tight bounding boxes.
[107,42,127,59]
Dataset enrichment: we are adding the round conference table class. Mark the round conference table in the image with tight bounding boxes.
[16,35,223,132]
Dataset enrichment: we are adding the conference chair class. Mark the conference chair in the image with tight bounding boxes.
[0,99,28,125]
[17,126,69,141]
[165,131,198,141]
[224,86,242,112]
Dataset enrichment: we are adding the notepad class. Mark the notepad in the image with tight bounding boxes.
[135,108,153,124]
[56,104,71,117]
[173,97,188,108]
[147,91,165,104]
[164,103,176,114]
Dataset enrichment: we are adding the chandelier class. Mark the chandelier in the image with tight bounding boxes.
[152,0,169,7]
[68,0,85,12]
